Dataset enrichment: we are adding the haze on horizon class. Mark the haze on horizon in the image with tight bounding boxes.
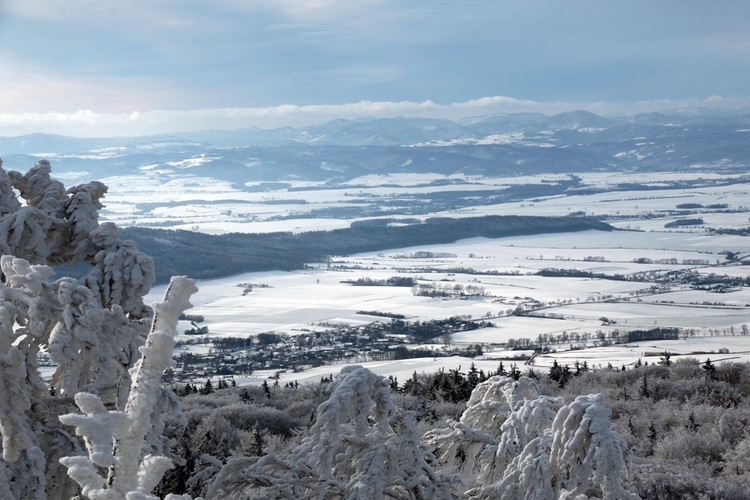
[0,0,748,137]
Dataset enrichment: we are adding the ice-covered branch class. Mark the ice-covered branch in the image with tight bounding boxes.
[60,276,197,500]
[549,394,637,499]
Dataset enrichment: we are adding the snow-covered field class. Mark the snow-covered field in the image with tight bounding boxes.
[232,357,508,387]
[101,171,750,235]
[124,169,750,382]
[148,233,750,382]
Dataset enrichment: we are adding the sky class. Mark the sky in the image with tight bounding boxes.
[0,0,748,136]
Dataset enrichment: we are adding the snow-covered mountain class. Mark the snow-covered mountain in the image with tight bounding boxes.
[2,108,749,184]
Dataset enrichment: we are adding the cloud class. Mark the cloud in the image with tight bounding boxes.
[3,0,380,28]
[1,95,748,138]
[1,0,749,136]
[0,58,185,114]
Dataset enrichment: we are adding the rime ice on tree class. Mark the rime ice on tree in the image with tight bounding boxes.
[207,365,452,499]
[425,376,544,484]
[59,276,198,500]
[0,160,159,499]
[426,376,638,499]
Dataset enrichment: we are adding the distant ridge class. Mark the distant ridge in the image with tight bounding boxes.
[2,107,750,150]
[2,107,749,185]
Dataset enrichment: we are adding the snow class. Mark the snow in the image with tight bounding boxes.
[232,356,504,387]
[59,277,197,500]
[141,223,750,384]
[98,167,750,382]
[96,169,750,240]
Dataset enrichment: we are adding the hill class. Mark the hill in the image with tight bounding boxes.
[2,108,749,186]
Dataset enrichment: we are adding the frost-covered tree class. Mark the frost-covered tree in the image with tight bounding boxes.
[424,376,542,484]
[477,394,563,486]
[59,276,197,500]
[469,393,637,499]
[0,159,161,499]
[548,393,636,498]
[205,365,452,499]
[427,376,637,499]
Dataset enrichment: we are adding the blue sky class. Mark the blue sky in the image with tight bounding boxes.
[0,0,748,136]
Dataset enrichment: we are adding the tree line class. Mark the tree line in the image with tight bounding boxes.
[122,215,614,283]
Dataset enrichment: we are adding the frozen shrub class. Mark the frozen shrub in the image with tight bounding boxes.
[206,366,451,499]
[213,403,302,438]
[427,377,636,498]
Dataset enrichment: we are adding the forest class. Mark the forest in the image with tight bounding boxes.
[165,356,750,499]
[121,215,614,284]
[1,160,749,499]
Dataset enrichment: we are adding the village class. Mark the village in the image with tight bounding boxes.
[163,261,749,384]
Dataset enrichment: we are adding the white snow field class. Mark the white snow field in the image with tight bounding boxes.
[102,171,750,235]
[148,226,750,382]
[124,169,750,383]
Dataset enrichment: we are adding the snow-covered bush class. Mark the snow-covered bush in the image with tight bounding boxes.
[479,394,563,485]
[426,376,636,499]
[548,393,636,498]
[424,376,543,484]
[206,366,452,499]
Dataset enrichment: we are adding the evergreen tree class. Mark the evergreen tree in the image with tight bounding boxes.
[403,370,421,395]
[202,379,214,395]
[239,388,252,403]
[658,351,672,366]
[250,426,265,457]
[702,358,717,380]
[468,362,480,388]
[262,380,272,399]
[549,360,563,382]
[497,361,507,376]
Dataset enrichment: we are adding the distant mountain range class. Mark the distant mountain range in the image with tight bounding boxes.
[1,108,749,183]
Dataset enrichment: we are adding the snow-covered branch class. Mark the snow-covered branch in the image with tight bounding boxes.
[60,276,197,500]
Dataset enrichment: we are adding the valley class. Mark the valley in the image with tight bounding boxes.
[9,108,750,385]
[128,172,750,385]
